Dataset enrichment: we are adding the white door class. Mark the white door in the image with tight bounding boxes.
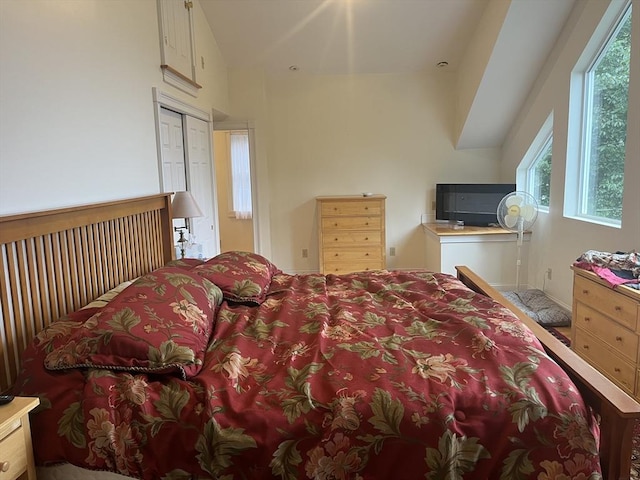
[159,107,186,192]
[184,115,219,258]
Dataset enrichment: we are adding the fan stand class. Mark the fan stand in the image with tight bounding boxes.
[515,218,524,291]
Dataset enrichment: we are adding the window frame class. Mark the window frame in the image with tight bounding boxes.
[517,113,553,213]
[566,1,632,227]
[526,133,553,211]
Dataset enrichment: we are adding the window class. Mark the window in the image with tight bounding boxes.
[518,113,552,211]
[230,131,252,219]
[527,134,552,208]
[579,4,631,224]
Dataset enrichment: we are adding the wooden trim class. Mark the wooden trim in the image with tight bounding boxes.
[456,265,640,480]
[160,64,202,89]
[0,194,174,391]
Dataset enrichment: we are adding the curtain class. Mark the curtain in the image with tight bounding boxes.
[230,131,252,219]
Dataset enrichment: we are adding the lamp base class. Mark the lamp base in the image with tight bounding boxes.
[175,227,187,259]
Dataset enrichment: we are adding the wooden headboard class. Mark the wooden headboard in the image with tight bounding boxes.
[0,194,174,391]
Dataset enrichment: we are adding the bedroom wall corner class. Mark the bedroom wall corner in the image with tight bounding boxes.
[0,0,229,216]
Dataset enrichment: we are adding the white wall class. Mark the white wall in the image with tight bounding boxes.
[0,0,229,215]
[233,70,501,272]
[502,0,639,307]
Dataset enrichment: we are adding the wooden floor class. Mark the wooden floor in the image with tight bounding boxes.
[554,326,571,338]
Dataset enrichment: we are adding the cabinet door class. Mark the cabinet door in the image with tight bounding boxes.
[159,0,194,79]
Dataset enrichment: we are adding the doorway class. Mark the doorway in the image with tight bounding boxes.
[213,129,255,253]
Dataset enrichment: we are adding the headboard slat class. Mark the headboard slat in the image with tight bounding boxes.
[0,194,173,391]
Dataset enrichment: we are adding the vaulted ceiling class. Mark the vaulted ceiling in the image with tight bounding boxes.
[200,0,575,149]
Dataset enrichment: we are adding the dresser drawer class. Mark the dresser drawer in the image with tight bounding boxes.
[322,231,382,246]
[321,216,382,232]
[323,247,382,263]
[323,260,383,274]
[320,200,382,217]
[574,302,639,363]
[574,275,638,331]
[0,425,28,480]
[574,329,636,394]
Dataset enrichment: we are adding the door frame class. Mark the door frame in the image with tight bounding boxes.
[152,87,221,256]
[212,121,261,255]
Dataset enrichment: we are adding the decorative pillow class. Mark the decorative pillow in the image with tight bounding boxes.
[44,267,223,379]
[193,251,280,305]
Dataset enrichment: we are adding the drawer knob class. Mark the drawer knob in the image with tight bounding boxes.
[614,306,622,311]
[614,367,621,373]
[365,253,369,256]
[334,238,338,241]
[584,317,591,322]
[334,253,339,257]
[582,345,589,350]
[615,336,623,342]
[365,222,369,226]
[0,462,9,472]
[582,289,589,294]
[334,223,338,227]
[364,237,369,240]
[365,207,369,210]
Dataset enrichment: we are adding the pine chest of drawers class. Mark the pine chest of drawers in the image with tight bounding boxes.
[571,266,640,401]
[317,195,386,274]
[0,396,39,480]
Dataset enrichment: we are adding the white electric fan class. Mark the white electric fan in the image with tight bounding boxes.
[497,191,538,291]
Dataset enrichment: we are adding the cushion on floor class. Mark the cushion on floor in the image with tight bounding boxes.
[501,288,571,327]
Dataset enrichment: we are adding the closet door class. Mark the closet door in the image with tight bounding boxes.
[159,107,186,192]
[184,115,219,258]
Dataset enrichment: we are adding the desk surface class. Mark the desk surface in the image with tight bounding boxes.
[422,223,516,236]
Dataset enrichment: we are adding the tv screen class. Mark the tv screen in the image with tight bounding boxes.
[435,183,516,226]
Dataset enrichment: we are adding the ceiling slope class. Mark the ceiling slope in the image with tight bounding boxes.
[200,0,575,149]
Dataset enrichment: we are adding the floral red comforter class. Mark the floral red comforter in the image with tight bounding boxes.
[12,252,601,479]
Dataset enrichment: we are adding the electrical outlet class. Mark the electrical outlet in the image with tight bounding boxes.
[302,248,308,258]
[546,268,552,280]
[390,247,396,256]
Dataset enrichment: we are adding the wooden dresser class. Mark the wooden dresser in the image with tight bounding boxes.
[571,266,640,401]
[317,195,386,274]
[0,396,39,480]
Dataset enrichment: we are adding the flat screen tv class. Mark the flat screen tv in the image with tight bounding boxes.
[435,183,516,227]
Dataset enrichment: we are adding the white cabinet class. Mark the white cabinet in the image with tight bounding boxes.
[423,223,530,289]
[157,0,201,96]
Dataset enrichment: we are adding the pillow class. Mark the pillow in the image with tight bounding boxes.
[193,251,280,305]
[44,267,223,379]
[501,289,571,327]
[81,280,135,310]
[165,258,205,269]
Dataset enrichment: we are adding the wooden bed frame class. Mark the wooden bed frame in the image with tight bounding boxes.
[0,195,637,480]
[0,194,174,391]
[457,266,640,480]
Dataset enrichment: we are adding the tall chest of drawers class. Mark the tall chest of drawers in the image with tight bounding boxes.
[317,195,386,274]
[571,266,640,401]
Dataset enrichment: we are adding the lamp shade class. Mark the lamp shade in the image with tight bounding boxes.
[171,191,204,219]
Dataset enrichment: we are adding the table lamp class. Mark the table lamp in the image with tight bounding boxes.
[171,191,203,259]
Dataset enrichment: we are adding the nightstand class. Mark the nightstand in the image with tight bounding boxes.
[0,397,39,480]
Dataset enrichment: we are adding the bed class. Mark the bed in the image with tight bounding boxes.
[1,194,638,480]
